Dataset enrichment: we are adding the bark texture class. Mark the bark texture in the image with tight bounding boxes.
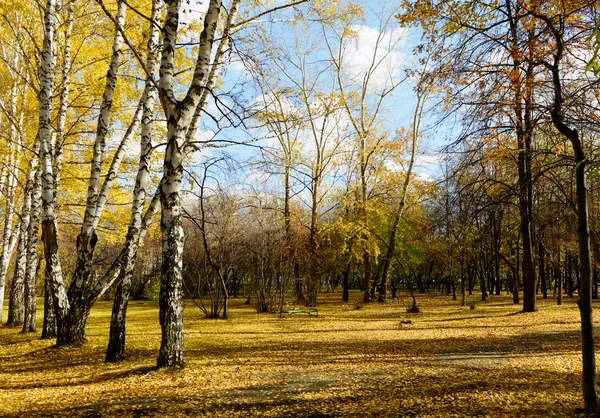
[105,0,163,363]
[22,168,42,333]
[6,163,36,326]
[60,0,127,346]
[38,0,70,338]
[540,12,597,414]
[156,0,222,368]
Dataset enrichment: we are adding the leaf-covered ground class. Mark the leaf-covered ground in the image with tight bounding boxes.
[0,293,595,417]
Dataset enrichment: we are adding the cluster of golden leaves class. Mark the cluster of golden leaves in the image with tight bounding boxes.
[0,293,591,417]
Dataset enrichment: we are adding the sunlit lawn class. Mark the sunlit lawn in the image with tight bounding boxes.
[0,292,594,417]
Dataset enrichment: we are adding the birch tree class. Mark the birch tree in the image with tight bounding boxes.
[153,0,225,368]
[0,45,25,323]
[153,0,308,366]
[38,0,70,344]
[105,0,164,362]
[33,0,150,345]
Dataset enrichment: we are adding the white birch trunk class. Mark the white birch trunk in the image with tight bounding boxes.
[6,160,37,326]
[52,0,74,199]
[0,52,23,323]
[59,0,127,345]
[38,0,70,337]
[71,0,126,297]
[185,0,240,143]
[106,0,164,362]
[90,100,144,233]
[156,0,222,368]
[23,167,42,333]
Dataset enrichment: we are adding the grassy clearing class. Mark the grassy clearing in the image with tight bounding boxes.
[0,292,594,417]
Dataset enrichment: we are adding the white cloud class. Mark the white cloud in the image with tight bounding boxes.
[341,24,408,91]
[413,152,442,182]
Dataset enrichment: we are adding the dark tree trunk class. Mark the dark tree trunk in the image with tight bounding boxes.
[558,269,563,305]
[545,29,597,411]
[480,268,487,302]
[307,203,319,307]
[509,35,536,311]
[342,262,350,302]
[494,222,501,296]
[573,139,597,415]
[106,272,132,362]
[157,225,185,368]
[56,304,91,345]
[371,262,382,301]
[567,254,574,297]
[593,269,598,300]
[294,262,304,303]
[22,171,42,331]
[362,251,371,303]
[460,275,466,307]
[378,211,401,302]
[513,268,519,304]
[7,273,24,326]
[540,242,547,299]
[520,218,536,311]
[468,265,473,296]
[41,271,56,339]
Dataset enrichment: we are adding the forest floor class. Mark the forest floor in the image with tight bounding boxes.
[0,292,595,417]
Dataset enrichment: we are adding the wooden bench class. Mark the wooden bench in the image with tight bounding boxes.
[280,308,318,318]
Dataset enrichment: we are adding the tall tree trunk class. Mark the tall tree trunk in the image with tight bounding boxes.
[543,16,597,412]
[294,261,303,303]
[468,264,473,296]
[41,269,56,339]
[52,0,74,197]
[22,168,42,333]
[460,263,467,307]
[506,0,536,312]
[7,232,26,326]
[362,251,371,303]
[307,164,320,307]
[105,268,130,361]
[480,269,487,302]
[0,59,22,323]
[557,264,563,306]
[106,0,163,362]
[38,0,71,340]
[342,261,350,302]
[307,200,319,306]
[0,173,19,323]
[6,165,36,326]
[540,241,547,299]
[155,0,222,367]
[593,269,598,300]
[157,120,186,367]
[571,130,596,415]
[517,118,536,311]
[360,128,371,304]
[59,0,127,346]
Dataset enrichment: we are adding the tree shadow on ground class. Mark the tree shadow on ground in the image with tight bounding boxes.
[7,366,580,417]
[0,296,589,417]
